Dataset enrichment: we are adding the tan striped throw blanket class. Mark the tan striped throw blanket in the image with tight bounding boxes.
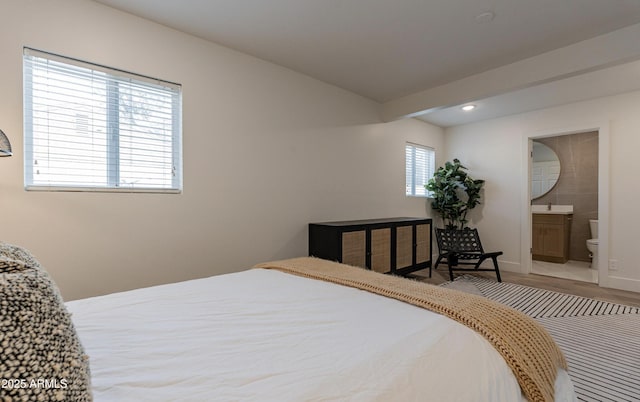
[254,257,567,402]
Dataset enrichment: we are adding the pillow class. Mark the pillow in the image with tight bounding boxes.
[0,245,92,401]
[0,256,30,274]
[0,241,43,270]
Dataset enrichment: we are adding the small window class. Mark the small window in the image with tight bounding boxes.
[23,48,182,192]
[405,143,435,197]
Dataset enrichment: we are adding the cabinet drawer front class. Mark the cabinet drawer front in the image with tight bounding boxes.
[396,226,413,269]
[371,228,391,273]
[415,223,431,263]
[542,225,565,257]
[532,214,565,224]
[342,230,366,267]
[532,223,545,254]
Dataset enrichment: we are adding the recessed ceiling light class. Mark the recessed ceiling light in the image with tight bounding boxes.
[475,11,495,23]
[461,105,476,111]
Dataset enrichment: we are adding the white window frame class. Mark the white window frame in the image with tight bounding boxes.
[23,48,182,193]
[405,142,435,198]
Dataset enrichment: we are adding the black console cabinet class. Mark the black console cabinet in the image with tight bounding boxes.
[309,217,432,275]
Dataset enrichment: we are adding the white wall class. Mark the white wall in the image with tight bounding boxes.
[0,0,444,300]
[445,89,640,292]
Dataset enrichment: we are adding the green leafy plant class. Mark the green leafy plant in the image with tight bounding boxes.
[425,159,485,229]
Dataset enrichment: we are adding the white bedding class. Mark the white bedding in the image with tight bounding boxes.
[67,268,576,401]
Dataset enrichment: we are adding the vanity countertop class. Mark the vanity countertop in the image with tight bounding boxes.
[531,204,573,215]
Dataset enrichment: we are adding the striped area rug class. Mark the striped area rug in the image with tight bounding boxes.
[440,275,640,402]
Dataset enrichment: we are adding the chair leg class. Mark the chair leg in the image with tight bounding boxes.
[492,256,502,282]
[434,255,442,270]
[448,261,455,282]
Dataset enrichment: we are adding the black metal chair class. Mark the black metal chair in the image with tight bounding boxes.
[434,228,502,282]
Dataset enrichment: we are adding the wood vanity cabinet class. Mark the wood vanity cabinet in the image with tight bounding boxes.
[309,217,432,275]
[532,214,572,263]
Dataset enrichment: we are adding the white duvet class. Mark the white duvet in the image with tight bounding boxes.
[67,268,576,401]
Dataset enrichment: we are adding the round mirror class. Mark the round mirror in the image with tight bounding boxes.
[531,141,560,199]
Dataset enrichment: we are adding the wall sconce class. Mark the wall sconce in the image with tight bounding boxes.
[0,129,12,157]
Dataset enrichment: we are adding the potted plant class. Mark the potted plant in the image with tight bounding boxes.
[425,159,485,229]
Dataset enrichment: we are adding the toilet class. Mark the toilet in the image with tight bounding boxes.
[586,219,598,270]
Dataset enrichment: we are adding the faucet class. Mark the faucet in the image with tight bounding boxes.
[547,202,552,211]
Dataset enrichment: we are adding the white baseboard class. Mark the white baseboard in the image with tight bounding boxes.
[453,254,640,293]
[603,274,640,293]
[495,260,522,273]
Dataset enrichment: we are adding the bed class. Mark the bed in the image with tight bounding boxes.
[1,243,576,401]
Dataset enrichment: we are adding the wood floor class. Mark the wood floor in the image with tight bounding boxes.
[409,267,640,308]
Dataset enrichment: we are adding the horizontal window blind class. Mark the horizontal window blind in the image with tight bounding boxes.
[23,48,182,192]
[405,142,435,197]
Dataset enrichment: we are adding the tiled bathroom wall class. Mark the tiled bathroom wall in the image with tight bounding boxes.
[533,131,599,262]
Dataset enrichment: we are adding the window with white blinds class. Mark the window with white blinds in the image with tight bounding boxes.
[405,143,435,197]
[23,48,182,192]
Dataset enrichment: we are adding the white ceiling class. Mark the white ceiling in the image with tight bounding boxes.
[424,58,640,127]
[93,0,640,127]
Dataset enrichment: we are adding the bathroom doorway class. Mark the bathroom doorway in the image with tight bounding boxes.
[530,131,598,283]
